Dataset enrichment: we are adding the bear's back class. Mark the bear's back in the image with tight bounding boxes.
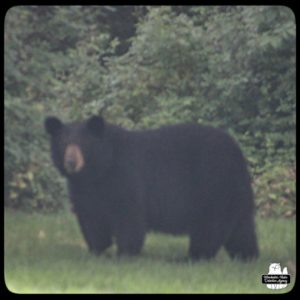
[110,123,245,234]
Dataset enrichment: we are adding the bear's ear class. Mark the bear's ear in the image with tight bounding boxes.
[44,116,63,136]
[87,115,104,136]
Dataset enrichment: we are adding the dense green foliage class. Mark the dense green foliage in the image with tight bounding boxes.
[5,6,295,215]
[4,94,67,211]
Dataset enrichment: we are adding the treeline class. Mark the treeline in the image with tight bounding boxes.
[5,6,295,216]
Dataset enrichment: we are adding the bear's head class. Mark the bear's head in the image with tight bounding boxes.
[44,116,112,178]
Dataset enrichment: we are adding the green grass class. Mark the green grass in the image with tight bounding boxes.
[4,209,296,294]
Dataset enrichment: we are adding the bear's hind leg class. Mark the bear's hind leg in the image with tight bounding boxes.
[224,216,259,261]
[188,226,225,260]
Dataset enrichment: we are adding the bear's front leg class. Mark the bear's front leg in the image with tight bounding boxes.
[76,211,113,255]
[68,183,113,255]
[110,173,147,256]
[114,211,146,256]
[115,227,145,256]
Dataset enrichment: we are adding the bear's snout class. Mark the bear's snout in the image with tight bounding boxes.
[64,144,85,173]
[65,157,77,173]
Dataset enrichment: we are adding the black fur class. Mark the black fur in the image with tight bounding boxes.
[45,116,259,260]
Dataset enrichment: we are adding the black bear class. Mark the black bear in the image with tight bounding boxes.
[45,115,258,260]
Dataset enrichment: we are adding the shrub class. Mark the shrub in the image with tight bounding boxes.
[254,164,296,218]
[5,95,67,212]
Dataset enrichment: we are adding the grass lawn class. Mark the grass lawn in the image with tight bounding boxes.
[4,209,296,294]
